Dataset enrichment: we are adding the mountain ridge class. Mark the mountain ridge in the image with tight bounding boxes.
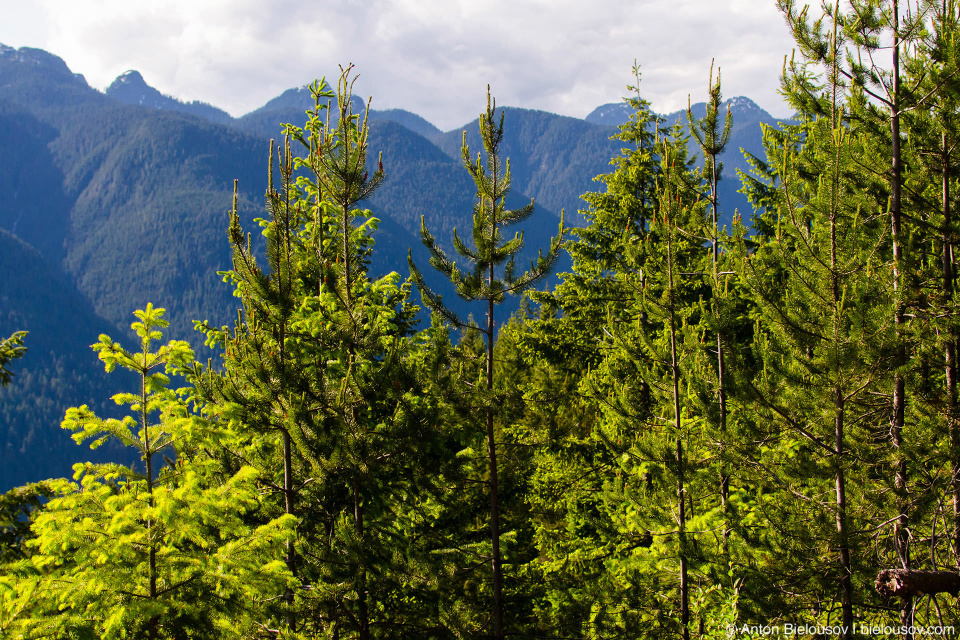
[0,44,780,490]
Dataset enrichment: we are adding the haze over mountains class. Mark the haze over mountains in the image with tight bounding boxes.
[0,44,780,489]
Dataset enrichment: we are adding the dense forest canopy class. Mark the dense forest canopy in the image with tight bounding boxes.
[5,0,960,638]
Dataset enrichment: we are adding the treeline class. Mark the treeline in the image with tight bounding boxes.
[4,1,960,638]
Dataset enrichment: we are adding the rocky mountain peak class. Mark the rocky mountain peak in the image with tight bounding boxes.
[112,70,147,87]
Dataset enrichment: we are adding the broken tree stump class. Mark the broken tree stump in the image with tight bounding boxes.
[875,569,960,598]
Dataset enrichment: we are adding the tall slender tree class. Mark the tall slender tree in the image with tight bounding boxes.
[737,19,893,627]
[195,68,443,638]
[409,86,564,640]
[686,61,734,561]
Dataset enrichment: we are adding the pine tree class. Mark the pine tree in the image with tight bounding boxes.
[900,0,960,573]
[518,69,736,637]
[584,128,708,639]
[686,61,735,564]
[736,26,892,628]
[778,1,933,627]
[194,68,445,638]
[408,86,564,640]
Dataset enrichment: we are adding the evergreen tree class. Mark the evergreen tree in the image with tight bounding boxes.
[2,305,294,638]
[584,128,709,639]
[409,86,565,640]
[0,330,26,386]
[686,62,735,560]
[736,29,891,629]
[194,68,443,638]
[899,0,960,576]
[778,4,931,628]
[519,70,737,638]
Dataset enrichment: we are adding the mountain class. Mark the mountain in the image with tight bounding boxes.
[0,46,276,489]
[0,44,780,490]
[234,83,442,141]
[0,47,558,489]
[0,228,133,490]
[102,69,779,226]
[106,70,233,125]
[584,101,636,127]
[369,108,442,141]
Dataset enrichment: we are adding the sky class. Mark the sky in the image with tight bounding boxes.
[0,0,798,131]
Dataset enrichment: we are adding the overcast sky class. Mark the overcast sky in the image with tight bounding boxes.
[0,0,797,130]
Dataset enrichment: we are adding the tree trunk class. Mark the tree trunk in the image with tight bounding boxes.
[488,181,505,639]
[877,569,960,598]
[354,476,370,640]
[835,390,853,640]
[943,132,959,567]
[890,5,913,633]
[666,203,690,640]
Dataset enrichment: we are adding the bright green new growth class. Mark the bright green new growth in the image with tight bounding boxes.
[2,305,294,639]
[409,87,565,329]
[0,330,26,387]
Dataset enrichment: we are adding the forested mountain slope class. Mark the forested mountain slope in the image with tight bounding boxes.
[0,46,560,488]
[0,44,777,492]
[0,228,130,489]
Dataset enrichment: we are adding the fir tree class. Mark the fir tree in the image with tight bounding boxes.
[194,68,442,638]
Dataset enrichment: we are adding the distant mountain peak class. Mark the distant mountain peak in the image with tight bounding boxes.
[583,102,631,127]
[114,70,146,86]
[724,95,763,115]
[0,45,89,88]
[105,70,233,124]
[585,95,773,128]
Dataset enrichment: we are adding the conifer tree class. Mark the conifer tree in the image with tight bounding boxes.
[737,24,892,628]
[686,62,734,560]
[899,0,960,572]
[3,305,294,638]
[0,330,26,386]
[408,86,565,640]
[194,68,442,638]
[777,8,928,628]
[585,128,708,640]
[519,70,732,637]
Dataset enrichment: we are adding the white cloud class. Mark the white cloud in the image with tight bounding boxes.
[0,0,798,130]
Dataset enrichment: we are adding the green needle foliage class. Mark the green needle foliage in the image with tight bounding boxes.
[0,330,26,387]
[194,69,445,639]
[409,87,564,640]
[1,304,294,639]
